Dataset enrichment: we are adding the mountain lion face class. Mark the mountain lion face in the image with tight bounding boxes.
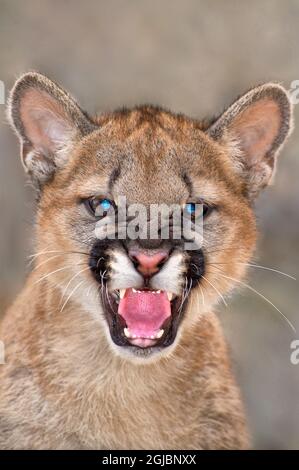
[8,73,292,361]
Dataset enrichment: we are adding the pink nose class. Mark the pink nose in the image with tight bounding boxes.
[129,250,168,277]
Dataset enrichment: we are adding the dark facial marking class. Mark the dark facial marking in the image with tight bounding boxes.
[108,166,121,192]
[182,172,193,195]
[186,249,205,288]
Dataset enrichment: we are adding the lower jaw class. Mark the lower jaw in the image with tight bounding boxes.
[126,337,160,348]
[115,344,168,361]
[101,290,185,351]
[108,320,178,351]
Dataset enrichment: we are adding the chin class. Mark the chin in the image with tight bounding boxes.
[111,339,180,364]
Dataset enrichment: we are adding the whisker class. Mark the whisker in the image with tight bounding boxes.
[105,282,116,314]
[32,254,69,271]
[212,269,296,333]
[96,257,105,269]
[60,266,91,306]
[28,249,91,267]
[28,249,60,260]
[199,284,205,306]
[178,278,192,316]
[178,278,188,314]
[207,261,296,281]
[237,263,296,281]
[60,280,85,313]
[34,266,72,285]
[86,282,96,298]
[100,269,107,285]
[201,274,228,307]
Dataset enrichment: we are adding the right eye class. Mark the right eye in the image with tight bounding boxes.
[84,197,114,218]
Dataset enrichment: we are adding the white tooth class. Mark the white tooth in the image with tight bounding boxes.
[167,292,173,301]
[119,289,126,299]
[124,328,131,338]
[132,288,137,293]
[150,335,155,339]
[156,290,161,294]
[156,329,164,339]
[133,334,137,339]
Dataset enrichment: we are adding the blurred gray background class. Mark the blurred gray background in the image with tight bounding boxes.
[0,0,298,449]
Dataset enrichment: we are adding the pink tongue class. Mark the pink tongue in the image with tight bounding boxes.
[118,289,171,337]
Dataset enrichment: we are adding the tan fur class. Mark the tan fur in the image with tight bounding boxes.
[0,73,293,449]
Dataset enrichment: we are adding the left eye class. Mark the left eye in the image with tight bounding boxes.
[99,199,112,212]
[84,198,114,217]
[185,202,211,218]
[185,202,196,215]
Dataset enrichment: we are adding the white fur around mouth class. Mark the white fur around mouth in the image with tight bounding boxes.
[123,327,164,340]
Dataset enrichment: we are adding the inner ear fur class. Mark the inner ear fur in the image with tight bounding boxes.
[8,72,96,185]
[208,83,293,198]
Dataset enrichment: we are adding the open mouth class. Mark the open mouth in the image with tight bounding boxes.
[101,287,185,350]
[89,243,205,353]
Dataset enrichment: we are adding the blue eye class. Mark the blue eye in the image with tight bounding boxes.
[85,197,114,217]
[185,202,212,218]
[100,199,112,211]
[185,202,196,215]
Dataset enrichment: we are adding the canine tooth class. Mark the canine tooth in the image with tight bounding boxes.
[119,289,126,299]
[167,292,173,301]
[156,329,164,339]
[124,328,131,338]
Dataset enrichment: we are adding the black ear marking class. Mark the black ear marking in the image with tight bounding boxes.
[7,72,97,187]
[208,83,294,198]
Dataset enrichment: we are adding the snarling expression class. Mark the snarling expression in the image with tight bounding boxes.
[9,73,292,361]
[37,116,253,360]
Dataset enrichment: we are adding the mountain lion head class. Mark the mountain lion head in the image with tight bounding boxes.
[8,73,293,361]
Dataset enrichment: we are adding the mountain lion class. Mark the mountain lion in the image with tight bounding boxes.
[0,73,293,449]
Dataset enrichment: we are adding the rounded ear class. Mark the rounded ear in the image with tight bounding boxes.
[7,72,96,186]
[208,83,294,198]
